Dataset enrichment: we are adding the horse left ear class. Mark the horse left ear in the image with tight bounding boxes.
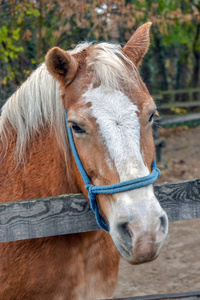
[45,47,79,85]
[122,22,152,67]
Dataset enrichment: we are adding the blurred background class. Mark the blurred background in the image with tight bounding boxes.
[0,0,200,101]
[1,1,200,297]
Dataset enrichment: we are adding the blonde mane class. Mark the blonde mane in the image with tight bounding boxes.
[0,42,139,162]
[0,63,67,161]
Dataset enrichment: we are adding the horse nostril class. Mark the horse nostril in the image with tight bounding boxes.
[117,222,133,240]
[159,213,168,234]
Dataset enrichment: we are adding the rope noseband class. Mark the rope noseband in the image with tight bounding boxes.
[65,110,160,232]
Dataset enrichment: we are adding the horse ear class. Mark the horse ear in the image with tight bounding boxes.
[45,47,79,85]
[122,22,152,67]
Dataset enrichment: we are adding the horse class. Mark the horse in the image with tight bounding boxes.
[0,22,168,300]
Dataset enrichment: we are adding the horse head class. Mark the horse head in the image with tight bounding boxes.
[45,22,168,265]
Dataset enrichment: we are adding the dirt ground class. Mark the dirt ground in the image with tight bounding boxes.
[114,126,200,298]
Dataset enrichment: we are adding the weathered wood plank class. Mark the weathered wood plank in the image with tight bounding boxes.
[0,194,99,243]
[161,87,200,95]
[155,179,200,222]
[159,101,200,109]
[160,113,200,126]
[153,87,200,102]
[0,179,200,243]
[112,290,200,300]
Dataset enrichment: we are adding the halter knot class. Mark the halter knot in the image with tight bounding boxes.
[85,184,109,231]
[85,184,96,211]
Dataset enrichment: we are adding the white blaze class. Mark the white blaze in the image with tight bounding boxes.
[83,86,149,181]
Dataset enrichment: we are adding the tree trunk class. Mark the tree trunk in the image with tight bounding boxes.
[36,0,43,63]
[192,0,200,87]
[192,23,200,100]
[152,29,168,92]
[175,46,189,101]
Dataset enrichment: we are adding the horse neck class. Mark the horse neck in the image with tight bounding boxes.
[0,125,120,299]
[0,126,80,203]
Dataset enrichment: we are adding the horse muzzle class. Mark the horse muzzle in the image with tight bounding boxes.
[111,211,168,264]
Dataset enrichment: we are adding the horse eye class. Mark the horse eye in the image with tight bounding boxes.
[149,110,156,123]
[71,124,86,135]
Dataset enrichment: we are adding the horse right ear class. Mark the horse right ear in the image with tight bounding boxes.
[45,47,79,85]
[122,22,152,67]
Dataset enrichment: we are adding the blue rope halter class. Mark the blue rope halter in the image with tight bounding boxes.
[65,110,161,232]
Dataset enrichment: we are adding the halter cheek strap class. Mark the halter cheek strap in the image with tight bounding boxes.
[65,110,161,232]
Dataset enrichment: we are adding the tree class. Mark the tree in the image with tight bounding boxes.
[0,0,199,103]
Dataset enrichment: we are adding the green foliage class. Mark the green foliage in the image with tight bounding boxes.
[171,107,187,115]
[0,26,24,63]
[0,0,200,102]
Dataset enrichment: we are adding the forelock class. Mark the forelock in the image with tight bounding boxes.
[86,43,140,91]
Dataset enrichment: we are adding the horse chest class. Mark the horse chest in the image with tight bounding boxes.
[0,232,119,300]
[58,231,119,299]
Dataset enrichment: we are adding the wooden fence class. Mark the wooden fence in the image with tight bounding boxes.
[0,178,200,299]
[153,87,200,103]
[0,178,200,243]
[153,87,200,162]
[153,87,200,127]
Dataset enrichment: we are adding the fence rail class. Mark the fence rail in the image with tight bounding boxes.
[153,87,200,102]
[159,112,200,127]
[112,290,200,300]
[0,178,200,243]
